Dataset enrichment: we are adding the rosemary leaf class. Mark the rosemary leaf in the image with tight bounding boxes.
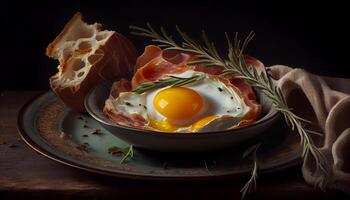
[120,145,134,164]
[241,143,260,199]
[108,145,134,164]
[242,143,261,159]
[130,24,331,189]
[204,161,211,174]
[132,75,203,94]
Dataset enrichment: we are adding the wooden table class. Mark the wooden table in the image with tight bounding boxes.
[0,91,348,199]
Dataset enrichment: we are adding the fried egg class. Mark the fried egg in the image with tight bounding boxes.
[111,70,251,132]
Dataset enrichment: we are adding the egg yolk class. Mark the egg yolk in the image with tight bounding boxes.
[153,87,204,121]
[148,118,183,132]
[190,115,219,131]
[148,115,219,133]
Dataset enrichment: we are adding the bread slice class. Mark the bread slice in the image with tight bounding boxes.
[46,12,138,112]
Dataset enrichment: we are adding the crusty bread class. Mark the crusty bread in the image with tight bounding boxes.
[46,12,138,112]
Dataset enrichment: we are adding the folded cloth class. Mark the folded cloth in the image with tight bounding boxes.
[268,65,350,193]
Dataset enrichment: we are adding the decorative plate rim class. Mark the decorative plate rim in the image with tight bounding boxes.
[17,91,301,181]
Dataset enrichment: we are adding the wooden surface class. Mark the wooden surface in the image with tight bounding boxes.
[0,91,348,200]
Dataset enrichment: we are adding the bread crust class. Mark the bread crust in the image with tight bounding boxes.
[47,13,138,112]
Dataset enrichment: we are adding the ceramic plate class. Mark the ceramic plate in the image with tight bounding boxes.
[18,91,301,180]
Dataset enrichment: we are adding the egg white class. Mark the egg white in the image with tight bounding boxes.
[114,70,250,132]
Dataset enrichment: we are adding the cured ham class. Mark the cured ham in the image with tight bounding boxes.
[105,45,262,130]
[132,45,262,113]
[132,45,195,88]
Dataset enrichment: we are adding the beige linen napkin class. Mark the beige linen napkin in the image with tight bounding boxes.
[268,65,350,193]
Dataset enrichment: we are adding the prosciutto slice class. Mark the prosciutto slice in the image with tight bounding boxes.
[105,45,263,129]
[132,45,195,88]
[133,45,262,117]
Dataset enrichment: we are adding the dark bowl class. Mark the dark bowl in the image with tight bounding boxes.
[85,80,281,153]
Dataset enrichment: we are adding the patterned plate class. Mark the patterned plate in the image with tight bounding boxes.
[18,91,301,180]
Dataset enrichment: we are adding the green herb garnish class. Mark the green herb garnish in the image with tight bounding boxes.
[204,161,211,174]
[240,144,260,199]
[132,75,204,94]
[130,23,330,196]
[108,145,134,164]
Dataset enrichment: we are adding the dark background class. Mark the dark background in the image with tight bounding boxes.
[1,0,349,90]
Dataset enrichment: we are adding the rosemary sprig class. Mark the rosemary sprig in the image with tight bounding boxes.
[130,24,330,189]
[108,145,134,164]
[241,158,258,199]
[132,74,204,94]
[204,161,212,174]
[120,145,134,164]
[241,144,261,199]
